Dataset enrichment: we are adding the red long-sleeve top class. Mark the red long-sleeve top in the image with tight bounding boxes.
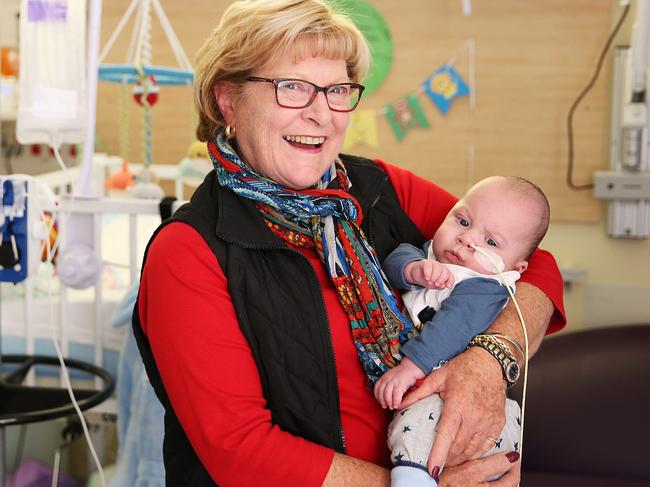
[139,160,566,486]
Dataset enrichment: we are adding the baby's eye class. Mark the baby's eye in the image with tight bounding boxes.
[486,238,498,247]
[458,217,469,227]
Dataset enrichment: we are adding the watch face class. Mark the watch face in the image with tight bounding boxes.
[505,361,520,384]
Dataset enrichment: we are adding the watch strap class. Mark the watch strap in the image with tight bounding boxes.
[467,334,520,388]
[483,332,525,362]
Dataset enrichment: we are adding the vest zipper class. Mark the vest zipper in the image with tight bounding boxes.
[218,237,347,453]
[366,174,387,248]
[283,245,347,453]
[216,168,390,454]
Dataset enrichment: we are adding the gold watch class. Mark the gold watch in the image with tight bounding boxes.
[467,334,520,388]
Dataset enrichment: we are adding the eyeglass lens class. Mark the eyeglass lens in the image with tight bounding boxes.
[276,79,361,111]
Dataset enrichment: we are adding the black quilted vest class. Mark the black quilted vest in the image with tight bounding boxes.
[132,154,425,485]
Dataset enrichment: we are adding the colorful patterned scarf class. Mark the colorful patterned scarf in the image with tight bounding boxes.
[207,130,414,384]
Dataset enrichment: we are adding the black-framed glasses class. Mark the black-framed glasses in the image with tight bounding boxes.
[247,77,365,112]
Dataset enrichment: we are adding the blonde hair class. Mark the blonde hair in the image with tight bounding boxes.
[193,0,371,141]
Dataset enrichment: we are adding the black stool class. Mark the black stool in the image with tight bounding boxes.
[0,354,114,486]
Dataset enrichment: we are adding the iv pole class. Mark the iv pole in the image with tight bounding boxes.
[0,0,103,485]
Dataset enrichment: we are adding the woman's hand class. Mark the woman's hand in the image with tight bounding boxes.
[438,451,521,486]
[398,346,506,474]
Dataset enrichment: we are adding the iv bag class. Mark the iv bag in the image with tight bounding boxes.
[16,0,87,146]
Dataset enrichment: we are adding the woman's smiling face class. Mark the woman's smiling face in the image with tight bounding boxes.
[216,54,351,189]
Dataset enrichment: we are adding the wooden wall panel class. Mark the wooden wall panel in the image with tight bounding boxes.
[95,0,617,222]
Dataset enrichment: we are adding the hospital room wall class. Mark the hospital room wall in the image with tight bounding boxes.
[1,0,646,332]
[543,223,650,333]
[98,0,649,332]
[97,0,613,221]
[89,0,646,332]
[540,0,650,334]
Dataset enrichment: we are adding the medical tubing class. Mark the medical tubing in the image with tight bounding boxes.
[566,2,630,191]
[471,246,529,459]
[51,139,68,174]
[0,171,106,486]
[46,287,106,487]
[43,145,107,486]
[52,448,61,487]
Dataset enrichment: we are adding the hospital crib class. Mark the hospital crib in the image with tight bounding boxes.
[0,156,190,485]
[0,155,184,411]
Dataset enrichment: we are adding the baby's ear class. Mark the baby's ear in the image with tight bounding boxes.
[514,260,528,273]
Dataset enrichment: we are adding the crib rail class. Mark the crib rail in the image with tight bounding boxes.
[1,156,185,402]
[34,154,185,200]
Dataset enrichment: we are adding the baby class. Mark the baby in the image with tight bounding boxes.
[377,176,550,486]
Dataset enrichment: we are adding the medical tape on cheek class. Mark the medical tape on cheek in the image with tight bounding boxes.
[472,245,505,273]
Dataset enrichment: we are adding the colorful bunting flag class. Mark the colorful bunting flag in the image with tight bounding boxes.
[343,110,379,151]
[384,94,430,141]
[342,43,474,148]
[423,64,470,115]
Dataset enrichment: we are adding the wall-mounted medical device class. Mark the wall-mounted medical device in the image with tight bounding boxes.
[596,2,650,238]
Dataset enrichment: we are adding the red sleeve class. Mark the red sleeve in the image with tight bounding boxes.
[516,248,566,334]
[374,159,458,240]
[138,222,334,487]
[375,159,566,333]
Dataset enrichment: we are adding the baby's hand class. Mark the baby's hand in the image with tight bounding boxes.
[374,357,425,410]
[404,259,455,289]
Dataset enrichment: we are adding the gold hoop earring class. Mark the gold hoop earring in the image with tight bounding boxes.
[224,124,236,139]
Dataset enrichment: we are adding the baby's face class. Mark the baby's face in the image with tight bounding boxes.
[432,180,538,274]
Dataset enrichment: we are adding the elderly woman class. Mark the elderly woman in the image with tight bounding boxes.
[133,0,565,485]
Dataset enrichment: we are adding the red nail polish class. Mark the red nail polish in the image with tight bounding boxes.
[506,451,520,463]
[431,465,440,481]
